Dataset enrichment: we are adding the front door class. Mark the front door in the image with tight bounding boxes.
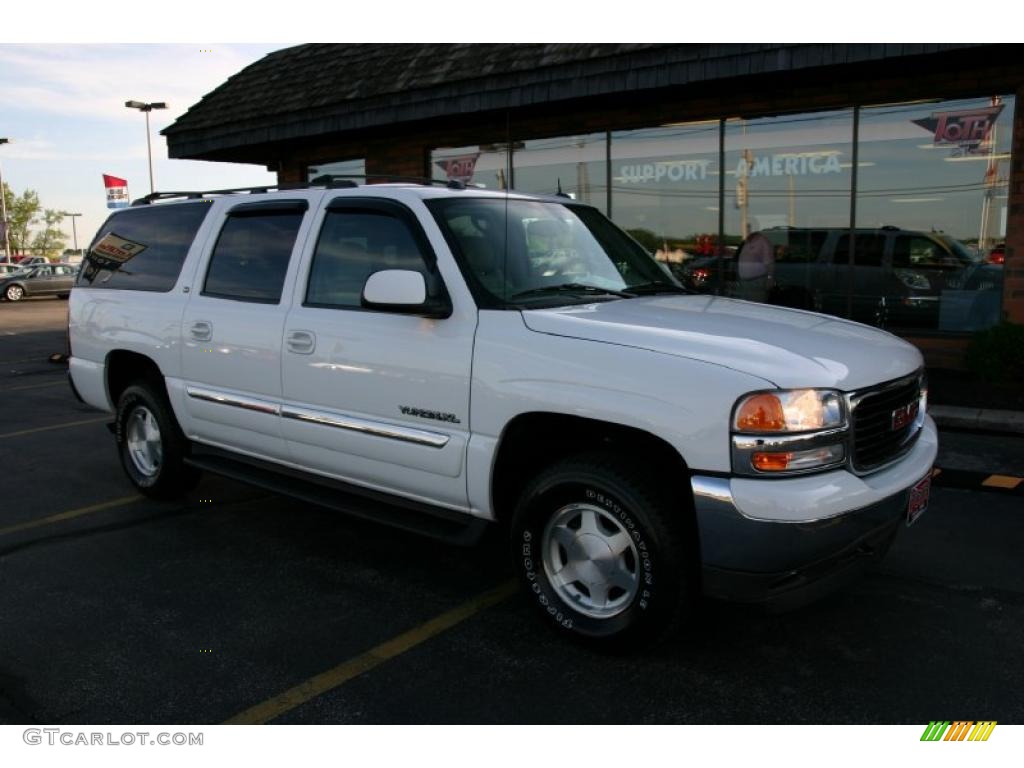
[280,198,475,511]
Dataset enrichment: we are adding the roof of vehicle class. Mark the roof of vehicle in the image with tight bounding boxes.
[124,180,588,209]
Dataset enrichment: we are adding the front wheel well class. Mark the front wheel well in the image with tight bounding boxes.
[490,412,693,526]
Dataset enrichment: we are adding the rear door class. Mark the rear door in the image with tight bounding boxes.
[52,265,76,293]
[178,194,320,462]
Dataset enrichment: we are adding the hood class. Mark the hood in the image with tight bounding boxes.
[521,295,923,390]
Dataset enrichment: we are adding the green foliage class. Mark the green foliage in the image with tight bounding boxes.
[2,182,41,254]
[30,209,67,258]
[965,322,1024,383]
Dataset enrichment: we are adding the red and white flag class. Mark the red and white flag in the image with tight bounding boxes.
[103,174,130,209]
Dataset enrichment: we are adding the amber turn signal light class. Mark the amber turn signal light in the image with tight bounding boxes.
[735,394,786,432]
[752,452,793,471]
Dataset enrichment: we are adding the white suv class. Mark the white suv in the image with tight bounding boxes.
[68,179,937,646]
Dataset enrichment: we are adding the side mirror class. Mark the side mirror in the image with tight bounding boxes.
[361,270,450,318]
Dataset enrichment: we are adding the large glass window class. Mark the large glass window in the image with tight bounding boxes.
[78,202,211,291]
[610,122,721,282]
[512,133,607,214]
[723,110,854,309]
[203,206,305,304]
[857,96,1013,331]
[427,93,1014,335]
[432,144,511,189]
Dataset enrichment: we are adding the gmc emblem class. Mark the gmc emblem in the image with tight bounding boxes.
[891,401,920,431]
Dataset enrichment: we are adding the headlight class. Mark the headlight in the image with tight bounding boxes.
[895,269,931,290]
[731,388,848,476]
[733,389,845,433]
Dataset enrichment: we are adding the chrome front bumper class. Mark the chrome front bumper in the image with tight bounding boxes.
[691,416,938,610]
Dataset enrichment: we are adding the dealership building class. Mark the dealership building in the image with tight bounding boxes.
[163,43,1024,366]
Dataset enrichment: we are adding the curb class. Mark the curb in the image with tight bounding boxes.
[932,467,1024,495]
[929,405,1024,435]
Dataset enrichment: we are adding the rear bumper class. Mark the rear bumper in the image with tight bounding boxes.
[692,416,937,609]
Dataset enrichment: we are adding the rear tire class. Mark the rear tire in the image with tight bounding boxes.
[510,452,694,648]
[115,381,199,499]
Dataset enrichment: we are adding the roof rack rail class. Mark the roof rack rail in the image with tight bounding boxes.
[308,173,466,190]
[131,174,467,206]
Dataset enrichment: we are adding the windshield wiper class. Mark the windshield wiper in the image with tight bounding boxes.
[510,283,636,301]
[625,281,691,295]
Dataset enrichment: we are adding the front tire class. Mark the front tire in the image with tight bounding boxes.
[115,382,199,499]
[5,284,24,302]
[510,452,694,647]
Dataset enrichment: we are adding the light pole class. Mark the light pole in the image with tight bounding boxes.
[0,138,11,263]
[125,100,167,194]
[61,212,82,253]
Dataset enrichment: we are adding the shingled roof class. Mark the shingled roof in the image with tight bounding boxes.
[163,43,985,162]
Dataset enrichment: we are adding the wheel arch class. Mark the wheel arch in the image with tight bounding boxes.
[105,349,167,408]
[490,411,695,527]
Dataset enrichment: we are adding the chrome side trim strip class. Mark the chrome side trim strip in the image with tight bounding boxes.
[186,386,280,415]
[280,406,450,449]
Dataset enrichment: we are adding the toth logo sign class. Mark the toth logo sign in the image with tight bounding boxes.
[912,104,1004,157]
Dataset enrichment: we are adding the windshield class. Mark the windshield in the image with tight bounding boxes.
[936,235,982,265]
[427,198,681,307]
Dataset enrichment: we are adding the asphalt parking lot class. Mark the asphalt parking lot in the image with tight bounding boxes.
[1,296,1022,725]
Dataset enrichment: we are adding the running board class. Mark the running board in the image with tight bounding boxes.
[184,446,488,547]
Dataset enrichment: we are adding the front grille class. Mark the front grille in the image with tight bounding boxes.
[851,375,922,472]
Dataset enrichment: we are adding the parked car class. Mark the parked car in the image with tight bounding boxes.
[13,256,49,267]
[1,263,78,302]
[677,226,998,331]
[68,181,936,646]
[0,263,32,277]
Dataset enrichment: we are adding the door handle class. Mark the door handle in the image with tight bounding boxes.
[286,330,316,354]
[190,321,213,342]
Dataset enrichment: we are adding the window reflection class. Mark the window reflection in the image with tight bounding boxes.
[610,122,720,282]
[513,133,607,214]
[432,144,511,189]
[857,96,1012,331]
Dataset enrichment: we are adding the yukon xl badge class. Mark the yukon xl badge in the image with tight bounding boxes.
[400,406,461,424]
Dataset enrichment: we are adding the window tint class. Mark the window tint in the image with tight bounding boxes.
[892,235,960,269]
[203,210,304,303]
[834,234,885,267]
[305,210,432,309]
[78,202,211,291]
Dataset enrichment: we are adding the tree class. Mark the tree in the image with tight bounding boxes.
[1,183,41,256]
[31,209,67,259]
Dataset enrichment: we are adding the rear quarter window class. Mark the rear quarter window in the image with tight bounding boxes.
[77,202,211,291]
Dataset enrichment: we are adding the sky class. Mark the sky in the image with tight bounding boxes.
[0,44,289,251]
[0,9,1011,255]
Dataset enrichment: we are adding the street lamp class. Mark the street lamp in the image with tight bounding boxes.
[125,100,167,194]
[61,212,83,253]
[0,137,11,263]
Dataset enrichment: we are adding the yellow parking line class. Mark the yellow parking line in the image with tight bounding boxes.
[0,416,108,439]
[982,474,1023,490]
[225,579,519,725]
[0,494,141,537]
[0,379,65,393]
